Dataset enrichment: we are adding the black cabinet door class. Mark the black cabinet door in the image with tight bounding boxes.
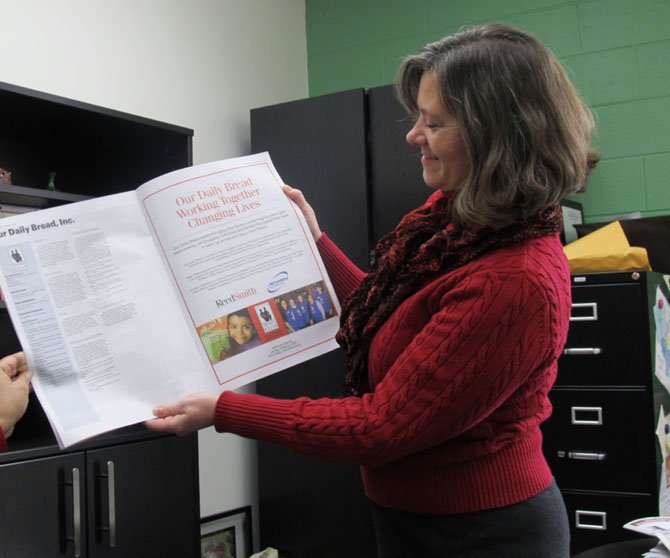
[256,352,378,558]
[250,86,433,558]
[86,435,199,558]
[367,85,430,245]
[252,90,377,557]
[0,452,86,558]
[250,89,370,271]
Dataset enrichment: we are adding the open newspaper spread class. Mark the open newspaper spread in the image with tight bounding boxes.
[0,153,341,448]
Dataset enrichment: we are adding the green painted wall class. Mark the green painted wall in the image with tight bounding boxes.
[305,0,670,224]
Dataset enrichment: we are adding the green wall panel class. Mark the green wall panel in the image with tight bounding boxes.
[308,47,383,97]
[578,158,646,219]
[380,33,443,85]
[499,5,582,57]
[305,0,670,219]
[595,97,670,159]
[306,0,425,55]
[579,0,670,51]
[564,48,639,106]
[644,154,670,210]
[638,41,670,99]
[523,0,576,9]
[423,0,525,28]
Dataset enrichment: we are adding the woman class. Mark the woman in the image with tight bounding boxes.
[307,292,326,324]
[0,352,32,451]
[147,23,594,557]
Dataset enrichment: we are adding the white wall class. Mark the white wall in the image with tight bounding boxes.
[0,0,308,537]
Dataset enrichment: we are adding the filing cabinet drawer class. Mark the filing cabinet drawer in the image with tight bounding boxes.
[560,490,657,554]
[543,389,657,492]
[559,284,651,386]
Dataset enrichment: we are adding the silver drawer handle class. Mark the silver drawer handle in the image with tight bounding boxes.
[568,451,607,461]
[571,406,603,425]
[563,347,602,355]
[570,302,598,321]
[575,510,607,530]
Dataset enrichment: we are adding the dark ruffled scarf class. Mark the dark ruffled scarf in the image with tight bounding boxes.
[336,191,563,396]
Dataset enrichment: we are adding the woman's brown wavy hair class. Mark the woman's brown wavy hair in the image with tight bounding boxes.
[396,23,595,229]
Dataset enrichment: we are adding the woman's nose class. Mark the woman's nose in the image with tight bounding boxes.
[406,120,423,146]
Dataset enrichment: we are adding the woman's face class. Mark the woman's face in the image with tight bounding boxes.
[228,315,255,345]
[406,72,470,191]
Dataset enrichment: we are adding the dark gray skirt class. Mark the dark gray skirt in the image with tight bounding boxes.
[370,481,570,558]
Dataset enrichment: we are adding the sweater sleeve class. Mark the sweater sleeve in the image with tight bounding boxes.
[215,258,566,467]
[316,233,366,302]
[0,426,7,452]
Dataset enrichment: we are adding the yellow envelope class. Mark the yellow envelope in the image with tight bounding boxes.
[563,220,651,273]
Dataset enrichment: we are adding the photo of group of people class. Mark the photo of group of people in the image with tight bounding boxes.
[197,281,336,365]
[274,282,335,333]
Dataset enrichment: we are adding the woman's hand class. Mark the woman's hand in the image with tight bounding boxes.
[283,185,323,242]
[0,352,32,439]
[144,392,218,436]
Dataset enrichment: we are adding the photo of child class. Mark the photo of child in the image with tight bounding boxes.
[219,308,261,360]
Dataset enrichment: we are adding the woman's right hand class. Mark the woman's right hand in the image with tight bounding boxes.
[282,185,323,242]
[145,392,217,436]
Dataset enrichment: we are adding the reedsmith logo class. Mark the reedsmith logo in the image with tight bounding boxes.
[267,271,289,293]
[215,287,257,308]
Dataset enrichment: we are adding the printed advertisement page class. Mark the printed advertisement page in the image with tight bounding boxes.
[137,152,341,390]
[0,192,213,448]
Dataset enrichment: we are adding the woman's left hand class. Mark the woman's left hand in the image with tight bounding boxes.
[144,392,217,436]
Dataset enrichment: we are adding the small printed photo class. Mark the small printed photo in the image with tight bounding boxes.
[197,318,231,364]
[254,302,280,333]
[197,308,262,363]
[9,247,26,267]
[274,281,336,334]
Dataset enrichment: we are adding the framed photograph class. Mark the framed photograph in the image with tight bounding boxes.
[560,198,584,245]
[201,506,252,558]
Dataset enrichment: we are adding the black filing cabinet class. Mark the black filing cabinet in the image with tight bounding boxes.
[542,271,670,554]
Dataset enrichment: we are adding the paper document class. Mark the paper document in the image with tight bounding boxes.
[0,153,341,448]
[624,517,670,557]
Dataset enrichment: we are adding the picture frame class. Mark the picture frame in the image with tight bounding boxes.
[560,198,584,245]
[201,506,252,558]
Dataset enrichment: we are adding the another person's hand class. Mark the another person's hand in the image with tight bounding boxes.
[144,393,218,436]
[0,352,32,439]
[283,185,323,242]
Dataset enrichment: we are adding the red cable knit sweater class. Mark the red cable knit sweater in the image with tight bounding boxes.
[215,229,571,514]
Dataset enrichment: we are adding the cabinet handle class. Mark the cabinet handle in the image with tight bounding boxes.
[571,406,603,425]
[563,347,602,355]
[108,461,116,547]
[99,460,117,547]
[570,302,598,321]
[568,451,607,461]
[575,510,607,530]
[71,467,82,558]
